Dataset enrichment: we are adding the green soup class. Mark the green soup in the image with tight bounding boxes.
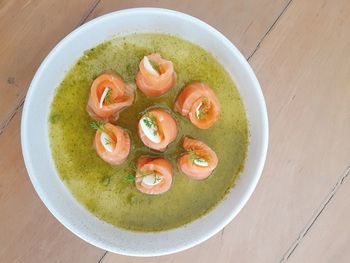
[49,33,248,231]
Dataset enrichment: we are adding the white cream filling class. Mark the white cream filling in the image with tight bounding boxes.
[100,132,114,152]
[193,158,209,167]
[142,173,163,186]
[143,56,160,76]
[99,87,110,109]
[140,116,161,143]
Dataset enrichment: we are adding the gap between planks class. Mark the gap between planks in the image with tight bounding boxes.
[247,0,293,60]
[217,0,294,243]
[0,97,24,136]
[7,1,337,262]
[0,0,102,136]
[280,165,350,262]
[0,0,293,136]
[95,1,295,262]
[91,8,350,256]
[9,1,344,262]
[76,0,102,28]
[98,251,108,263]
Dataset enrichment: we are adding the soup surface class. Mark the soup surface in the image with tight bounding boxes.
[49,33,248,231]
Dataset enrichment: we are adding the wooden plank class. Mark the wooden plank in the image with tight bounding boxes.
[0,1,292,262]
[101,0,350,262]
[0,1,106,262]
[288,168,350,263]
[0,0,99,133]
[0,112,105,262]
[0,0,291,134]
[86,0,290,58]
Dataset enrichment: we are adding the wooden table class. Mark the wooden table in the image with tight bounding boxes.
[1,0,350,262]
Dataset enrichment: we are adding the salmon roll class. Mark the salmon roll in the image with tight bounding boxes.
[87,71,134,122]
[177,136,218,180]
[174,82,220,129]
[135,156,173,195]
[91,121,131,165]
[136,53,176,97]
[138,108,178,152]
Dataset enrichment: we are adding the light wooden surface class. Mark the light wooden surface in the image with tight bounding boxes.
[1,0,350,262]
[288,167,350,263]
[0,0,98,133]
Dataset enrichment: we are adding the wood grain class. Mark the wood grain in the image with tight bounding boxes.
[1,0,350,262]
[0,1,292,262]
[86,0,290,58]
[0,0,98,133]
[102,0,350,262]
[288,167,350,262]
[0,112,105,263]
[0,1,106,262]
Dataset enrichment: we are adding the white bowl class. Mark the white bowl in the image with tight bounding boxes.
[21,8,268,256]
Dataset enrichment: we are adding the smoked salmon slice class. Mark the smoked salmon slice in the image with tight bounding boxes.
[174,82,220,129]
[138,108,178,152]
[91,121,131,165]
[136,53,176,97]
[87,71,134,122]
[177,136,218,180]
[135,156,173,195]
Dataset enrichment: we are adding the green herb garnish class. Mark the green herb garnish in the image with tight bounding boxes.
[144,112,157,127]
[140,170,162,184]
[104,87,114,105]
[90,121,106,132]
[153,175,162,184]
[186,148,194,153]
[197,97,211,120]
[125,175,136,182]
[91,121,116,146]
[143,111,158,136]
[104,137,113,145]
[125,170,162,184]
[187,148,208,164]
[143,117,153,128]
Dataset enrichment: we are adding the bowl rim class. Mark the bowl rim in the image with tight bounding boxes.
[21,7,269,256]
